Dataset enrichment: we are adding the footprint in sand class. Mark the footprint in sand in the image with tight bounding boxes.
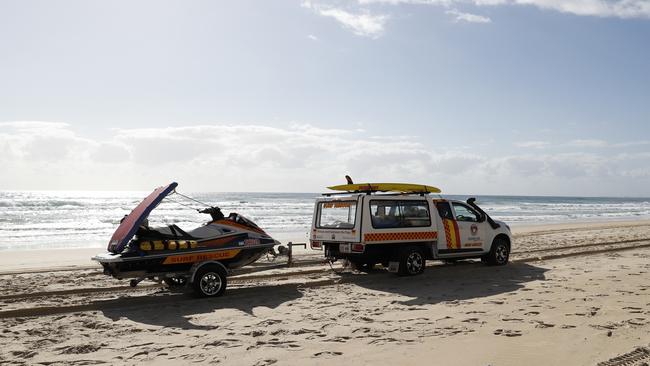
[352,327,372,334]
[623,307,644,314]
[502,317,524,322]
[462,318,481,323]
[244,330,266,337]
[532,320,555,328]
[324,336,351,343]
[253,358,278,366]
[313,351,343,358]
[493,329,522,337]
[11,350,37,359]
[487,300,505,305]
[56,344,102,355]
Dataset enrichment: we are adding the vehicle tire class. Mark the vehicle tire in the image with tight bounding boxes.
[192,264,227,297]
[164,276,187,288]
[486,237,510,266]
[398,247,426,276]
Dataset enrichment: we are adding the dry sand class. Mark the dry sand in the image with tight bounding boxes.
[1,220,650,365]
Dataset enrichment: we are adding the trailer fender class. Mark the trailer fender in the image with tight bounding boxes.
[188,261,230,283]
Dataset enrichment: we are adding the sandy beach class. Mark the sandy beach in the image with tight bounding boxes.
[1,219,650,365]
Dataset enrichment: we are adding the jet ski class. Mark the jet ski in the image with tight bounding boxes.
[92,182,279,297]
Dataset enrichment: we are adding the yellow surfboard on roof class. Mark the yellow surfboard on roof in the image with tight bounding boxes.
[327,183,441,193]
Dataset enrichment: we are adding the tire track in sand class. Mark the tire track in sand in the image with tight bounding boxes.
[1,239,650,319]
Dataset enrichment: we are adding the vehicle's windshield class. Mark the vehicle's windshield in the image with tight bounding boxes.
[317,201,357,229]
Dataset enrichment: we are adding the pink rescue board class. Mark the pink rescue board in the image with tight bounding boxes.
[107,182,178,253]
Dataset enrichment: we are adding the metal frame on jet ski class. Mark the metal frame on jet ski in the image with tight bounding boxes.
[92,182,279,297]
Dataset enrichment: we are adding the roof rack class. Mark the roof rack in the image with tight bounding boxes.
[321,191,433,197]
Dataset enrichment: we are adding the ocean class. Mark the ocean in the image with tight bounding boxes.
[1,191,649,251]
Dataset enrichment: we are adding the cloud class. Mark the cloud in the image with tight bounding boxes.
[303,2,388,38]
[1,121,650,195]
[446,9,492,23]
[0,121,94,162]
[304,0,648,38]
[514,141,549,149]
[307,34,319,41]
[358,0,650,19]
[515,139,650,150]
[509,0,650,19]
[567,139,609,148]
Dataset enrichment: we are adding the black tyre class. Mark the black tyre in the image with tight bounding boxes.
[164,276,187,288]
[398,247,426,276]
[192,264,227,297]
[486,237,510,266]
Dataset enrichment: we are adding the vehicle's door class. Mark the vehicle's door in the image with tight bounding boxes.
[433,201,463,254]
[450,202,487,251]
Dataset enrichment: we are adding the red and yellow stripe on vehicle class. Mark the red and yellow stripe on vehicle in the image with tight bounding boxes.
[443,219,461,249]
[364,231,437,242]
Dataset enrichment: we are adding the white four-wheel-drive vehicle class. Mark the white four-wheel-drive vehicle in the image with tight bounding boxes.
[310,182,513,275]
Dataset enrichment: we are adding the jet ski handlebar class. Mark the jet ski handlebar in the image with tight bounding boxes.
[198,206,225,220]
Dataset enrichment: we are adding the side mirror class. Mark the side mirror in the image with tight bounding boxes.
[478,214,487,223]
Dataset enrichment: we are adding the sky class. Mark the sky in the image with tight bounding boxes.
[0,0,649,196]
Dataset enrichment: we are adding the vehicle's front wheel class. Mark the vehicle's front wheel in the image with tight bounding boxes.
[486,237,510,266]
[192,264,227,297]
[398,247,426,276]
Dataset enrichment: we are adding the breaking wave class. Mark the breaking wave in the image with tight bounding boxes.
[0,191,649,250]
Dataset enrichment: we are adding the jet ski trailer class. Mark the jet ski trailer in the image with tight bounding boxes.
[92,182,279,297]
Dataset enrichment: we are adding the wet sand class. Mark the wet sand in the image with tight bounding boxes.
[1,220,650,365]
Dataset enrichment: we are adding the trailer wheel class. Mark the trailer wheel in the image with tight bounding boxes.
[486,237,510,266]
[398,247,425,276]
[192,264,227,297]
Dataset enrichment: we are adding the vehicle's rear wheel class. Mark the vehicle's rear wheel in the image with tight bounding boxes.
[164,276,187,288]
[192,264,227,297]
[486,237,510,266]
[398,247,425,276]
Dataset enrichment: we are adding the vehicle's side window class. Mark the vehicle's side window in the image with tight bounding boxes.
[370,200,431,229]
[401,201,431,227]
[452,203,480,222]
[435,201,454,220]
[370,201,401,228]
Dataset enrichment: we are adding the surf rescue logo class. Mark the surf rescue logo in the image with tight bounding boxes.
[162,249,240,264]
[471,224,478,235]
[241,238,260,246]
